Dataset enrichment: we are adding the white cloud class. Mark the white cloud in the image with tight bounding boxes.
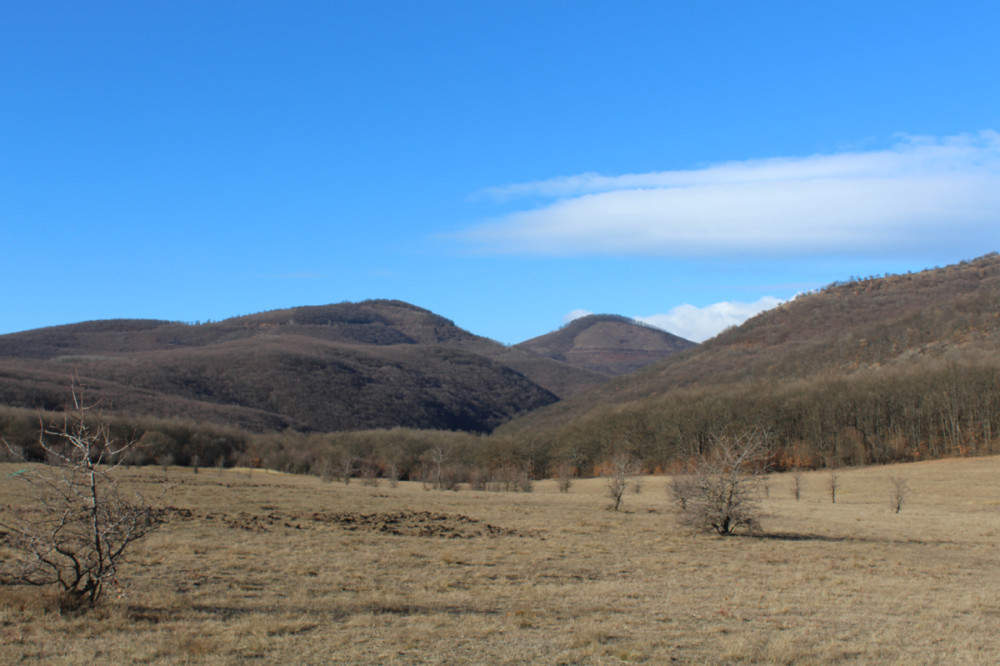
[636,297,782,343]
[462,131,1000,256]
[562,309,593,324]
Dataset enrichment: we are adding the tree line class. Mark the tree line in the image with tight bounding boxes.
[2,350,999,482]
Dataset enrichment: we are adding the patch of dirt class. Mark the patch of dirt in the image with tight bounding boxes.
[160,506,528,537]
[308,510,524,538]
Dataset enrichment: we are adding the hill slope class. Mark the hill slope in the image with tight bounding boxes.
[498,253,1000,470]
[515,314,696,376]
[0,301,565,433]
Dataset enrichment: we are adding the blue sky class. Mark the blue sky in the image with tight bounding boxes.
[3,2,1000,344]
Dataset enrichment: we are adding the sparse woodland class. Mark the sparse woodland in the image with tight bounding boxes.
[3,350,1000,485]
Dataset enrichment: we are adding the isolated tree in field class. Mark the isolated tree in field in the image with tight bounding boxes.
[889,475,908,513]
[0,392,162,609]
[668,471,697,511]
[791,468,803,501]
[556,460,574,493]
[672,430,767,536]
[338,451,356,485]
[828,471,840,503]
[384,454,402,488]
[359,458,380,487]
[426,445,450,490]
[603,451,640,511]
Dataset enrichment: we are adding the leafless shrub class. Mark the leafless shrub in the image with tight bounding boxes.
[0,390,164,609]
[668,473,697,511]
[556,461,574,493]
[791,468,803,501]
[468,467,487,491]
[518,468,533,493]
[424,446,451,490]
[359,458,380,487]
[383,453,402,488]
[438,463,466,491]
[675,430,767,536]
[889,475,908,513]
[603,451,640,511]
[338,452,356,485]
[157,453,174,474]
[828,471,839,503]
[311,456,335,483]
[606,475,626,511]
[487,463,533,492]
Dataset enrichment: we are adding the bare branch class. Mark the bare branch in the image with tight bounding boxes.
[672,429,768,536]
[0,385,165,609]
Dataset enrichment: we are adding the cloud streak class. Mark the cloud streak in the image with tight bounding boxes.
[635,297,783,343]
[463,132,1000,256]
[561,297,782,344]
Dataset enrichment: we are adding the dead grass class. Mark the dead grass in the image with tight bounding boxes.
[2,458,1000,664]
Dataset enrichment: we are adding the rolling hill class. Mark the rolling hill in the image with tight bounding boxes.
[0,300,674,434]
[515,314,696,376]
[497,253,1000,471]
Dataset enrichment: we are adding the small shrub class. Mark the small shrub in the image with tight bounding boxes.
[556,461,574,493]
[674,430,767,536]
[603,451,640,511]
[0,390,164,608]
[889,476,908,513]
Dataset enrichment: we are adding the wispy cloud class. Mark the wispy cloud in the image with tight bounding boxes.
[563,309,593,324]
[463,131,1000,256]
[636,297,783,343]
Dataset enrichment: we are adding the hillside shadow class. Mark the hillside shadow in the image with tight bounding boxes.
[753,531,948,545]
[754,531,882,544]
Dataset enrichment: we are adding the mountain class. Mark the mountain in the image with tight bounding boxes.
[515,314,696,376]
[0,300,659,434]
[497,253,1000,470]
[0,301,561,433]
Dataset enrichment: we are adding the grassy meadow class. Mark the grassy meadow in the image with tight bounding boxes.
[2,457,1000,664]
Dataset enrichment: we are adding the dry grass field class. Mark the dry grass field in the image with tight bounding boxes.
[2,456,1000,664]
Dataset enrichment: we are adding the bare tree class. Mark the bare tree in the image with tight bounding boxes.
[384,456,401,489]
[603,451,640,511]
[359,458,380,487]
[668,472,697,511]
[313,456,335,483]
[338,451,356,485]
[486,463,532,492]
[157,453,174,476]
[828,471,839,504]
[889,475,908,513]
[675,430,767,536]
[791,468,803,501]
[0,391,163,609]
[426,446,450,490]
[556,460,574,493]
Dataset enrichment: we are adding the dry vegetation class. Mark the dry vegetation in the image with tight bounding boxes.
[3,456,1000,664]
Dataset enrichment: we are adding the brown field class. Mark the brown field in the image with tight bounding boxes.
[2,457,1000,664]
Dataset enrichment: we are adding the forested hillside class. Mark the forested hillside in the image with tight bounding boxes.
[0,301,564,433]
[4,255,1000,482]
[516,314,695,376]
[498,253,1000,474]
